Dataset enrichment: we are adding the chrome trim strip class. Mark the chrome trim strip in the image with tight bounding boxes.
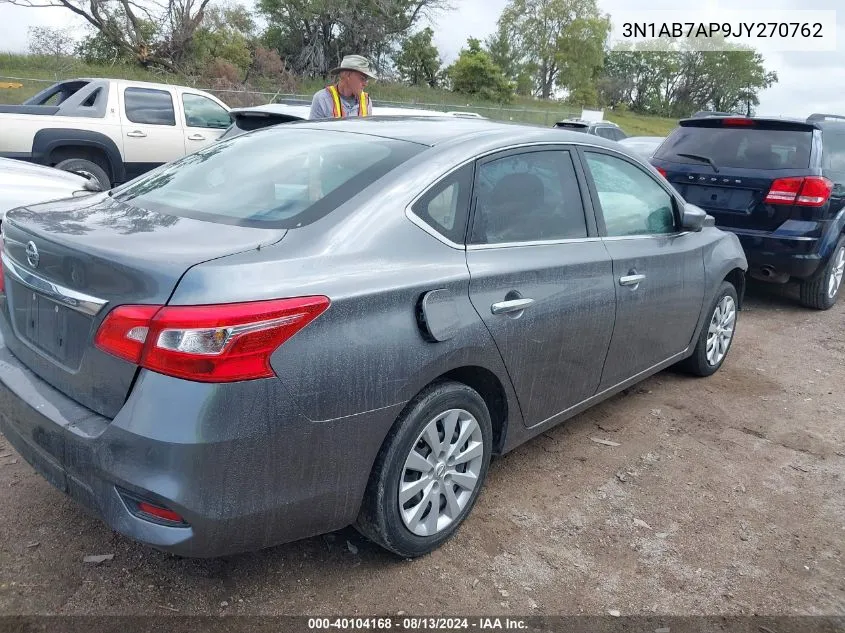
[405,211,466,250]
[404,139,681,250]
[1,253,107,316]
[466,237,602,250]
[602,231,692,241]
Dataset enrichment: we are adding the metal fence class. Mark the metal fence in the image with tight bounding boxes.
[0,74,583,127]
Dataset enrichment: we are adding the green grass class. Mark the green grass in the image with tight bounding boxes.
[0,53,679,137]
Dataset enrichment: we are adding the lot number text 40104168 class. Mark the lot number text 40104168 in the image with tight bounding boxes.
[307,617,530,630]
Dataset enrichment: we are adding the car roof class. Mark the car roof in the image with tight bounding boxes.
[287,116,628,150]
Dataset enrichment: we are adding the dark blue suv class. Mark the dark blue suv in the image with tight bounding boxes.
[651,113,845,309]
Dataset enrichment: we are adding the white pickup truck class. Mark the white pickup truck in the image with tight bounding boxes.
[0,78,231,188]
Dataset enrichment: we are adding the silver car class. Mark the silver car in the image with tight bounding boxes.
[0,157,97,213]
[0,117,747,558]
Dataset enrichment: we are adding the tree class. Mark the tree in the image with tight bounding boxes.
[257,0,452,78]
[484,22,516,79]
[395,27,440,86]
[597,38,778,118]
[188,2,256,74]
[5,0,216,71]
[444,38,512,103]
[27,26,77,59]
[496,0,610,99]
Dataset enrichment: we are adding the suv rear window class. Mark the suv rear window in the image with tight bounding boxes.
[109,127,424,228]
[654,125,813,170]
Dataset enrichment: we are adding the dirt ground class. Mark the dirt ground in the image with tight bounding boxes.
[1,280,844,619]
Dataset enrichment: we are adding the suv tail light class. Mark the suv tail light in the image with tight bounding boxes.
[764,177,833,207]
[95,296,330,382]
[722,118,755,126]
[655,167,668,178]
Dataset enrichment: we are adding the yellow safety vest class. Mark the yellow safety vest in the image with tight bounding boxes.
[326,84,369,118]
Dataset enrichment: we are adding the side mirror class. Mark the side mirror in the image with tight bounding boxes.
[681,202,709,232]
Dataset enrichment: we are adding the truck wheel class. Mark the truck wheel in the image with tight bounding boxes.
[54,158,110,190]
[799,234,845,310]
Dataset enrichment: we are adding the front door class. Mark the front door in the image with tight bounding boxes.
[180,92,230,153]
[578,148,707,389]
[465,147,617,427]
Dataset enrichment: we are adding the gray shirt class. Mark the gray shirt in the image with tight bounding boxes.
[309,87,373,119]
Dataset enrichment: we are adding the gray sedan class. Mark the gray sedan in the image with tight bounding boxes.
[0,117,747,559]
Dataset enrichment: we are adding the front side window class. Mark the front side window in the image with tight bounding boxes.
[182,93,231,129]
[585,151,677,237]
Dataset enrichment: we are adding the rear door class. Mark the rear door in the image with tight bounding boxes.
[578,148,707,389]
[180,91,231,152]
[118,84,186,179]
[465,146,617,427]
[651,118,818,232]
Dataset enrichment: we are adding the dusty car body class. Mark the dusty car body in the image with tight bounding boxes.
[0,117,747,558]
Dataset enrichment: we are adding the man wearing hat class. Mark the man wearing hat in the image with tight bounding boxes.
[309,55,378,120]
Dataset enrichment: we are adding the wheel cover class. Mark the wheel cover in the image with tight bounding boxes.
[706,295,736,367]
[828,246,845,300]
[398,408,484,537]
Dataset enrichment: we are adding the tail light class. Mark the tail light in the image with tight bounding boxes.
[137,501,186,524]
[95,296,330,382]
[656,167,668,178]
[764,177,833,207]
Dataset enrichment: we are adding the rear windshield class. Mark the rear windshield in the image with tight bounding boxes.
[109,128,425,228]
[654,126,813,169]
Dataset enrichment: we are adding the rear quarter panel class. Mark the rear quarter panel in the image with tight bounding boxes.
[168,190,523,428]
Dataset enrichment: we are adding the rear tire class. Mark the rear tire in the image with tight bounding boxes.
[54,158,110,190]
[799,235,845,310]
[355,381,493,558]
[679,281,738,377]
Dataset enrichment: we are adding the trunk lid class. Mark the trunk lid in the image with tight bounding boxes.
[0,192,286,418]
[652,117,819,231]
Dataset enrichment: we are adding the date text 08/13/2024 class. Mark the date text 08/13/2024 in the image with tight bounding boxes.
[307,617,530,630]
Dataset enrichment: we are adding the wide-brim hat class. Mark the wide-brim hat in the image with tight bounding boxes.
[330,54,378,80]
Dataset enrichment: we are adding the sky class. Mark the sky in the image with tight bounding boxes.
[0,0,842,117]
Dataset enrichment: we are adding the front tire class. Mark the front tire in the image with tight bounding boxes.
[680,280,738,377]
[355,381,493,558]
[799,235,845,310]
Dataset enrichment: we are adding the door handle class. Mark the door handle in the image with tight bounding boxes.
[126,130,146,138]
[619,274,646,287]
[187,133,206,141]
[491,298,534,314]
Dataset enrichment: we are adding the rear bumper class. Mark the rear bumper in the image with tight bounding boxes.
[0,335,400,558]
[727,228,824,279]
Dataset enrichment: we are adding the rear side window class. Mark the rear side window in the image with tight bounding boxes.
[109,128,424,228]
[125,88,176,126]
[412,164,473,244]
[655,126,813,169]
[821,126,845,184]
[470,150,588,244]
